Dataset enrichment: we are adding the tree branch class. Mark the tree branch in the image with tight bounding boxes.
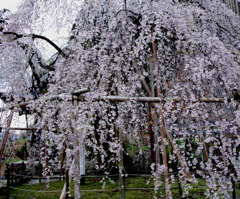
[3,31,67,57]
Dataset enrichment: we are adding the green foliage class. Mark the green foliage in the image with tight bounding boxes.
[125,142,148,159]
[5,158,21,164]
[15,141,28,160]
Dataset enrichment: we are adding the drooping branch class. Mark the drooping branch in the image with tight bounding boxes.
[3,31,67,57]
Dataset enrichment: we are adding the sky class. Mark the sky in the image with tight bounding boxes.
[0,0,79,60]
[0,0,23,13]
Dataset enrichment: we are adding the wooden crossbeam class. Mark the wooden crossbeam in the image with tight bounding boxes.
[0,96,233,112]
[1,127,43,131]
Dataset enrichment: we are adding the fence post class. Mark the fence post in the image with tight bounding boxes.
[39,163,42,183]
[10,163,14,186]
[231,165,236,199]
[21,161,25,183]
[6,165,10,199]
[66,169,70,199]
[178,176,183,198]
[59,145,66,181]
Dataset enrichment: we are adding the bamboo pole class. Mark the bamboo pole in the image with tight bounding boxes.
[73,99,81,199]
[0,94,233,113]
[0,110,14,163]
[71,88,90,95]
[59,160,75,199]
[44,122,50,177]
[152,37,171,198]
[1,127,43,131]
[73,135,80,199]
[119,128,126,199]
[59,117,91,199]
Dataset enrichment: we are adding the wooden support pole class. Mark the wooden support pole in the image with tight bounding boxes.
[39,163,42,183]
[149,55,154,96]
[119,128,126,199]
[0,102,30,111]
[71,88,90,95]
[1,127,43,131]
[59,119,90,199]
[73,99,81,199]
[160,110,170,199]
[0,110,14,163]
[197,114,209,163]
[73,134,80,199]
[200,136,208,162]
[178,174,183,198]
[21,161,25,183]
[148,103,155,164]
[124,0,127,14]
[66,169,70,199]
[59,144,66,181]
[60,160,74,199]
[0,94,233,113]
[6,164,10,199]
[235,0,239,15]
[158,110,191,179]
[231,165,236,199]
[45,135,49,177]
[232,177,236,199]
[10,163,13,185]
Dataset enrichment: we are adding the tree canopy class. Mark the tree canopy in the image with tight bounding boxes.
[1,0,240,198]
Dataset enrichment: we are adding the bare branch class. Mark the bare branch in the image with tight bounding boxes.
[3,31,67,57]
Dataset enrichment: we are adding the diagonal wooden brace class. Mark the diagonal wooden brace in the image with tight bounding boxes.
[0,110,14,163]
[159,110,191,179]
